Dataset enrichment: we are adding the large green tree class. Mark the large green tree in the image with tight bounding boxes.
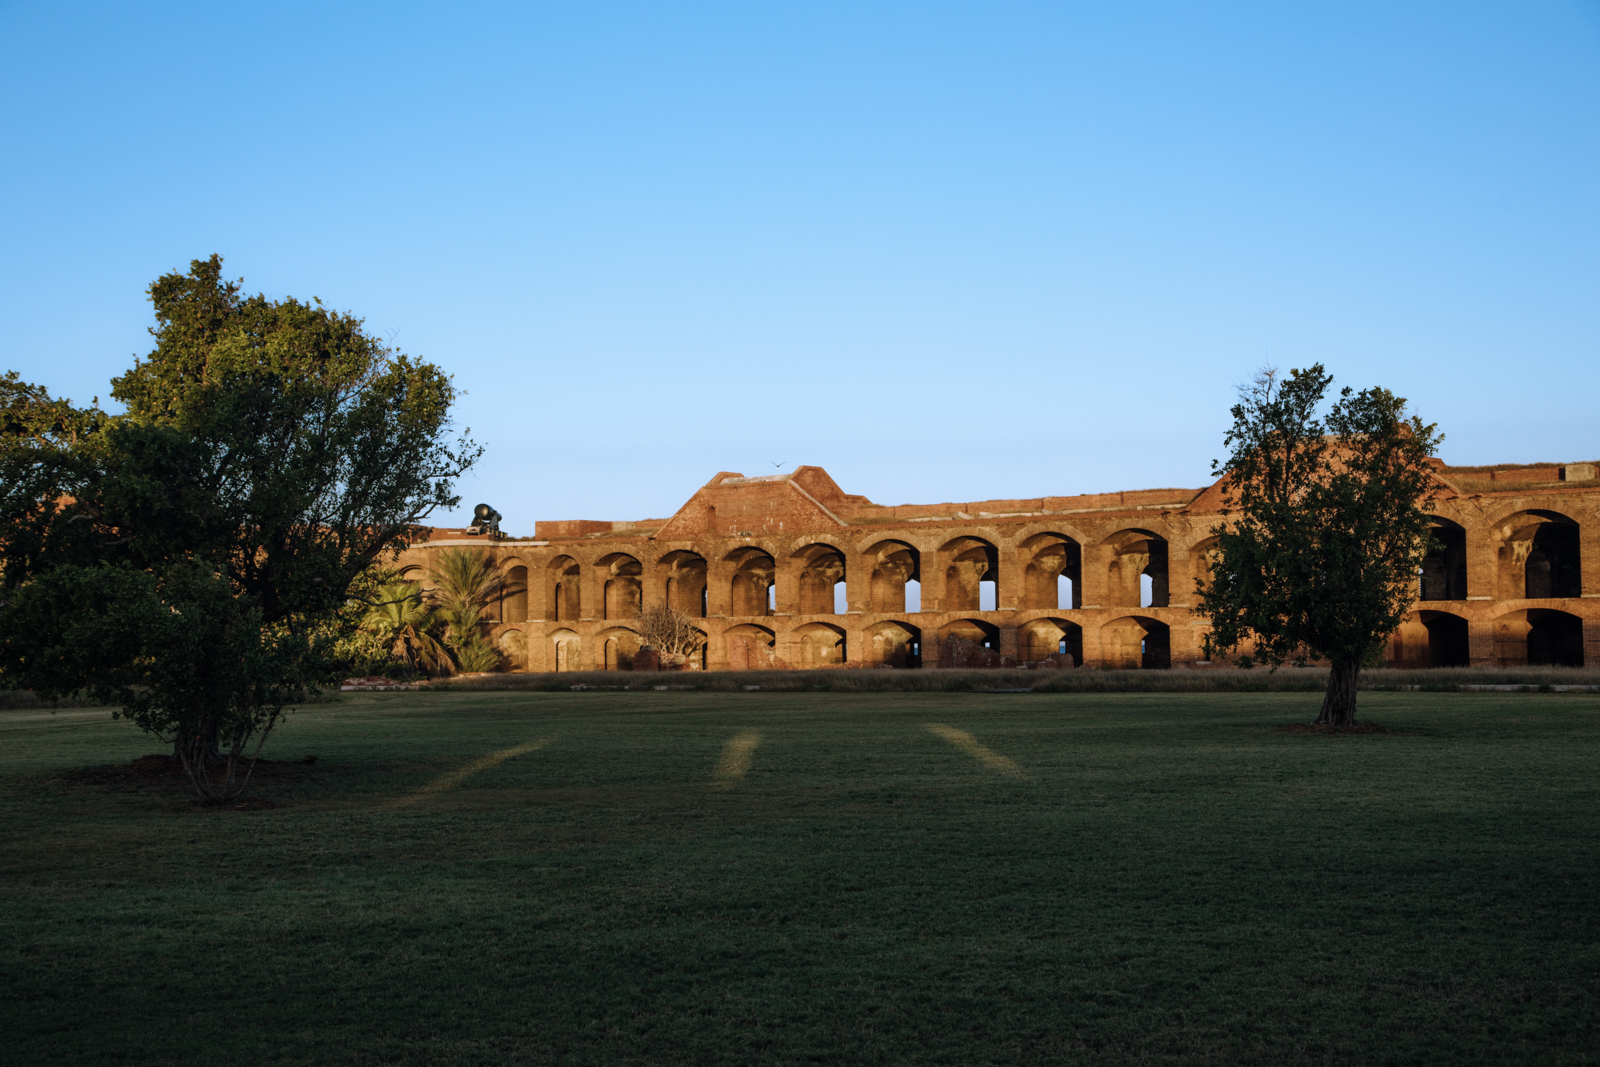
[1197,365,1444,726]
[0,255,479,800]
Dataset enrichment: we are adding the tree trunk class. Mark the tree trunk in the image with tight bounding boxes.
[171,723,223,765]
[1316,657,1360,726]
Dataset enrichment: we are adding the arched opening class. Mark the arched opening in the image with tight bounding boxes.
[726,547,776,617]
[1495,511,1582,600]
[1492,608,1585,667]
[1021,533,1082,610]
[1528,524,1581,599]
[863,620,921,669]
[498,564,529,623]
[1423,612,1470,667]
[938,618,1001,668]
[499,628,527,671]
[598,554,643,621]
[1529,611,1584,666]
[1020,617,1082,667]
[546,556,580,622]
[724,623,777,670]
[660,551,708,618]
[596,626,640,670]
[940,537,998,613]
[1388,610,1472,668]
[1103,616,1171,669]
[793,544,846,616]
[550,629,581,672]
[795,622,846,669]
[1105,530,1169,609]
[866,540,920,614]
[1420,518,1468,601]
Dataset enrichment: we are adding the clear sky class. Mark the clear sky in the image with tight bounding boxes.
[3,2,1597,530]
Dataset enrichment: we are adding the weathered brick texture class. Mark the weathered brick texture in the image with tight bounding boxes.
[399,463,1600,672]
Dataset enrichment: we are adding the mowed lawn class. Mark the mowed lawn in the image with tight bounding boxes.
[3,690,1598,1066]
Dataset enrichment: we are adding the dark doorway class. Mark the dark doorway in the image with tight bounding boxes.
[1423,613,1470,667]
[1527,611,1584,667]
[1140,621,1171,670]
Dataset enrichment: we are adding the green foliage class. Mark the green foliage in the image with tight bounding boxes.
[321,566,408,679]
[453,638,503,674]
[425,548,505,673]
[361,580,455,679]
[1198,365,1444,724]
[0,256,479,799]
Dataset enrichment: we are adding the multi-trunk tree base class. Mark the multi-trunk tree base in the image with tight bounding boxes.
[1315,658,1361,727]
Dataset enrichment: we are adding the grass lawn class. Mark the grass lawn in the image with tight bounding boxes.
[3,690,1597,1065]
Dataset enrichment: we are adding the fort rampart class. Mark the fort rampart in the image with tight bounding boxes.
[395,462,1600,672]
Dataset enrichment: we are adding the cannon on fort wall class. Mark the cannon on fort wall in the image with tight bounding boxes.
[468,503,503,539]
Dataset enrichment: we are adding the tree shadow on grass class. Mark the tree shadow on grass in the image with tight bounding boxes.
[1276,721,1404,736]
[51,753,323,809]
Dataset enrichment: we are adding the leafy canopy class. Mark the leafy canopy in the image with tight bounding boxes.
[0,255,480,799]
[360,580,456,680]
[426,548,507,673]
[1198,365,1443,725]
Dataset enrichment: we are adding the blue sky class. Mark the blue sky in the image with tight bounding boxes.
[3,2,1597,529]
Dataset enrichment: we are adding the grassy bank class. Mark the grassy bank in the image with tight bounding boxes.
[438,664,1600,694]
[0,689,109,710]
[3,690,1598,1064]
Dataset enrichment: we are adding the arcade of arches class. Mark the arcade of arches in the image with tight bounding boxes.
[396,463,1600,672]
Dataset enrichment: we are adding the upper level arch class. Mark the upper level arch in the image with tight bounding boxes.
[1420,517,1468,602]
[1187,535,1221,599]
[864,538,920,614]
[791,542,846,616]
[1102,528,1169,609]
[724,546,776,617]
[545,555,581,622]
[496,559,529,624]
[658,549,708,618]
[1019,531,1082,610]
[939,536,998,613]
[596,552,643,621]
[1490,510,1581,600]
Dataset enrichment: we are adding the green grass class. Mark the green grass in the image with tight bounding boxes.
[3,690,1598,1065]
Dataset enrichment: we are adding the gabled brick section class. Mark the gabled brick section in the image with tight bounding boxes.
[651,469,850,541]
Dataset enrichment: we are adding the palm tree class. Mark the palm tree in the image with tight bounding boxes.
[362,581,455,678]
[427,549,506,671]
